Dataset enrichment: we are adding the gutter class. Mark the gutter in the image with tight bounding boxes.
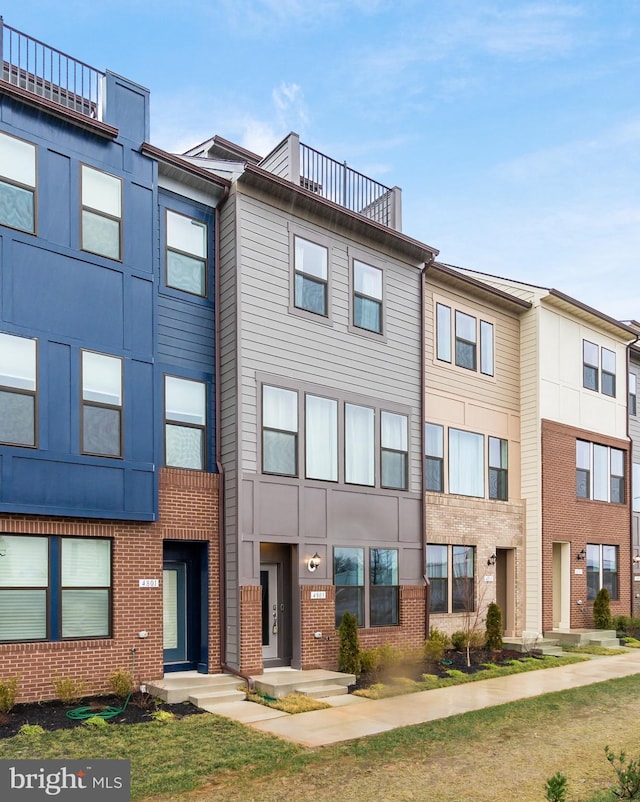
[420,259,434,640]
[628,333,640,620]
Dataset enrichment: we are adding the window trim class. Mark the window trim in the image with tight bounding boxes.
[586,543,618,601]
[352,259,383,336]
[0,332,38,448]
[80,163,123,262]
[427,544,476,614]
[164,374,207,471]
[380,411,408,491]
[81,350,123,459]
[288,224,333,326]
[165,208,208,298]
[0,130,37,235]
[433,296,496,380]
[262,384,299,477]
[348,248,387,342]
[576,439,626,504]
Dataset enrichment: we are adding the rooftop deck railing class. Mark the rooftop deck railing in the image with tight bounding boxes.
[0,18,103,118]
[299,142,395,228]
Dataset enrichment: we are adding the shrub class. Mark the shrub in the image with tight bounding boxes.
[614,615,631,635]
[108,669,134,699]
[150,709,175,723]
[451,631,468,651]
[338,611,361,675]
[53,674,87,705]
[18,724,46,738]
[358,648,377,674]
[593,587,612,629]
[485,602,503,651]
[83,715,109,729]
[605,745,640,799]
[424,627,451,664]
[544,771,568,802]
[0,677,18,714]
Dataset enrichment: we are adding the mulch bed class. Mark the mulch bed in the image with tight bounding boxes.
[0,693,204,739]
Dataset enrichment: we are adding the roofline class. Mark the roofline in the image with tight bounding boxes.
[240,162,439,261]
[548,288,638,338]
[140,142,231,191]
[428,262,532,311]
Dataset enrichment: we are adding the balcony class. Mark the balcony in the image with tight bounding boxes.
[260,133,402,231]
[0,18,103,119]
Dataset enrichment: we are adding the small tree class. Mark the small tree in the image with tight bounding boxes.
[485,602,503,651]
[338,611,361,674]
[593,587,612,629]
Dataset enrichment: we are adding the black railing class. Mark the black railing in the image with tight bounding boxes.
[0,18,103,118]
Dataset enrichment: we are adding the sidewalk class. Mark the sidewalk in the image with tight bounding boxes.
[240,650,640,747]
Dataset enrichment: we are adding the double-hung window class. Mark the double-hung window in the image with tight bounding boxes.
[345,403,374,485]
[165,376,207,470]
[0,535,111,642]
[455,311,477,370]
[634,463,640,514]
[370,548,399,626]
[425,423,444,492]
[629,372,637,416]
[334,547,364,626]
[436,303,494,375]
[305,394,337,481]
[294,236,328,316]
[0,333,37,447]
[81,165,122,260]
[601,348,616,397]
[427,544,475,613]
[166,210,207,296]
[583,340,617,397]
[488,437,508,500]
[262,385,298,476]
[583,341,599,391]
[0,131,36,233]
[381,412,408,490]
[449,428,484,497]
[81,351,122,458]
[587,544,618,601]
[576,440,625,503]
[353,261,383,334]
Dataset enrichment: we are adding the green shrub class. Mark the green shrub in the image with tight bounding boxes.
[53,673,87,704]
[338,611,361,675]
[0,677,18,713]
[614,615,631,635]
[18,724,46,738]
[424,627,451,663]
[485,602,503,651]
[544,771,568,802]
[358,648,378,674]
[108,669,134,699]
[373,643,403,669]
[605,745,640,799]
[593,587,612,629]
[150,709,175,723]
[83,715,109,729]
[451,631,468,651]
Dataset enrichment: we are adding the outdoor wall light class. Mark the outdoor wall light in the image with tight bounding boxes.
[307,553,321,572]
[633,552,640,564]
[487,553,497,567]
[576,548,586,561]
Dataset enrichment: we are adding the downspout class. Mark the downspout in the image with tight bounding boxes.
[421,259,433,640]
[214,183,254,691]
[627,335,640,619]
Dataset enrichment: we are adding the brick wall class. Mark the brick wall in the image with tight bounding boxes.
[239,585,263,674]
[541,420,631,631]
[0,468,220,702]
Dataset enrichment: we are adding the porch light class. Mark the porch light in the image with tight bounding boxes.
[487,553,497,567]
[307,553,321,572]
[576,548,586,561]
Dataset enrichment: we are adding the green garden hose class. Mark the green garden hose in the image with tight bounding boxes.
[66,648,136,720]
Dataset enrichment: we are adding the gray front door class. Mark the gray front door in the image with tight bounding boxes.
[260,564,279,660]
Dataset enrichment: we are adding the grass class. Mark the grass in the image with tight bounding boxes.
[246,691,330,714]
[353,654,586,699]
[621,637,640,648]
[562,645,629,656]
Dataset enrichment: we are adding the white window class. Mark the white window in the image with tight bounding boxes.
[0,131,36,233]
[583,340,616,397]
[166,210,207,296]
[576,440,625,504]
[305,394,337,481]
[353,261,382,334]
[449,428,484,497]
[165,376,206,470]
[81,165,122,259]
[0,333,37,447]
[381,411,408,490]
[82,351,122,458]
[345,403,374,485]
[294,237,328,316]
[629,372,637,416]
[262,386,298,476]
[436,302,494,376]
[587,544,618,600]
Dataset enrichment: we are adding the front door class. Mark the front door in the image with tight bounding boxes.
[552,542,571,629]
[163,563,187,663]
[260,564,279,660]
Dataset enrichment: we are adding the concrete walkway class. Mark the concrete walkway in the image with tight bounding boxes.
[241,650,640,747]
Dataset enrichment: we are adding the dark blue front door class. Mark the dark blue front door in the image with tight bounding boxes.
[163,562,187,664]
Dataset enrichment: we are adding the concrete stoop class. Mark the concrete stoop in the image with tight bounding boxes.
[503,636,564,657]
[253,669,356,700]
[503,629,620,658]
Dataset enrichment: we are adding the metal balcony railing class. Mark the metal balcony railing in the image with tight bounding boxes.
[0,18,103,118]
[299,142,395,227]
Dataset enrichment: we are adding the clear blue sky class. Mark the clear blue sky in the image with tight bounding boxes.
[8,1,640,320]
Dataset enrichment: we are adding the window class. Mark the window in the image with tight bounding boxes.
[345,403,374,485]
[634,463,640,514]
[449,429,484,497]
[370,549,399,626]
[81,165,122,260]
[583,340,617,397]
[587,544,618,601]
[81,351,122,458]
[305,394,337,481]
[436,302,494,376]
[0,131,36,233]
[425,423,444,492]
[0,535,111,642]
[165,376,206,470]
[353,260,382,334]
[576,440,625,503]
[427,544,475,613]
[601,349,616,397]
[334,547,364,626]
[455,311,477,371]
[294,236,328,316]
[381,412,408,490]
[166,210,207,296]
[262,385,298,476]
[0,333,37,447]
[630,373,637,416]
[488,437,508,500]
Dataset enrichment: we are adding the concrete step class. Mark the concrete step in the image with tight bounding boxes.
[188,688,246,707]
[547,629,618,646]
[147,674,246,704]
[503,637,563,656]
[586,638,621,649]
[294,683,348,698]
[253,669,355,700]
